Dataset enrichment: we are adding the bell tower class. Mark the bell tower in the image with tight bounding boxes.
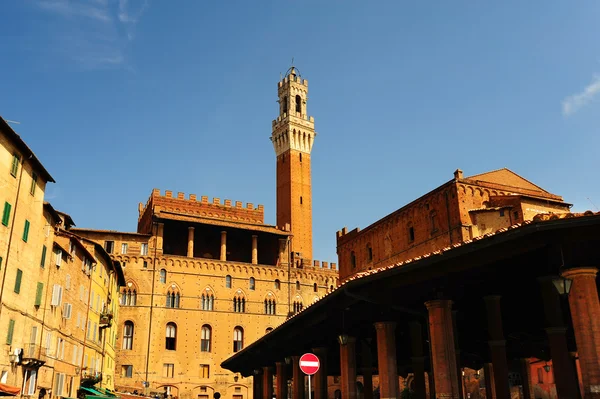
[271,67,316,263]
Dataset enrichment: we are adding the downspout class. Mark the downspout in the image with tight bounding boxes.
[145,214,158,389]
[80,257,96,376]
[100,268,113,389]
[0,154,28,318]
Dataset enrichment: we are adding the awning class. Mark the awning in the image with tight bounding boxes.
[0,383,21,396]
[79,386,117,399]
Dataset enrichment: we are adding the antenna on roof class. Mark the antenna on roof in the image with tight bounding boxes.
[6,120,21,125]
[586,197,599,211]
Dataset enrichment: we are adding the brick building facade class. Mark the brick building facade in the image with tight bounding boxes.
[336,168,571,282]
[70,67,338,399]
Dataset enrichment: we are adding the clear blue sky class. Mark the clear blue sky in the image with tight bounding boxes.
[2,1,600,263]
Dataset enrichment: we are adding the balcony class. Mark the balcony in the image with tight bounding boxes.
[81,370,103,386]
[99,311,114,329]
[20,344,46,368]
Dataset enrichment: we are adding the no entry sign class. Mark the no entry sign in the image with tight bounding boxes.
[299,353,320,375]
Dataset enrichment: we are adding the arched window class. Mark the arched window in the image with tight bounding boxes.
[293,300,303,314]
[166,290,180,308]
[274,279,280,290]
[200,325,212,352]
[430,210,438,232]
[233,327,244,352]
[296,281,300,291]
[313,283,318,292]
[264,298,276,315]
[166,323,177,350]
[351,251,356,269]
[330,285,334,292]
[249,277,255,291]
[295,95,302,114]
[283,96,288,114]
[122,321,134,350]
[225,275,232,289]
[233,295,246,313]
[121,288,137,306]
[367,244,373,262]
[265,327,273,334]
[201,290,214,311]
[159,269,167,284]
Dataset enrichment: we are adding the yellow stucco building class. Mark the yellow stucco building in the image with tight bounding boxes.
[0,117,125,399]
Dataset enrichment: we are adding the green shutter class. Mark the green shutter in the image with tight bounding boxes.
[35,282,44,306]
[23,220,30,242]
[30,173,38,195]
[40,245,47,268]
[2,202,11,226]
[14,269,23,294]
[6,319,15,344]
[10,155,19,177]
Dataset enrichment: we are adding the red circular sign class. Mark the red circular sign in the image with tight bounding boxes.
[299,353,320,375]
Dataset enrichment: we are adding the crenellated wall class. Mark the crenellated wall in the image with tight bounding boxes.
[138,189,265,234]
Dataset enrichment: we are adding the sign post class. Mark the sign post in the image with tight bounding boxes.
[299,353,320,399]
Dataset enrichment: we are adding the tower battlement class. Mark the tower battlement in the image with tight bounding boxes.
[137,189,265,233]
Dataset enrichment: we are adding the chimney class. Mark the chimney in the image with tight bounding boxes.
[454,169,464,180]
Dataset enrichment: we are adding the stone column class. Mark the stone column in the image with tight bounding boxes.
[220,231,227,261]
[187,226,194,258]
[276,362,288,399]
[252,235,258,265]
[451,311,463,399]
[538,276,580,399]
[340,337,357,399]
[292,356,305,399]
[312,347,328,399]
[562,267,600,398]
[519,359,534,399]
[424,300,460,399]
[483,296,510,399]
[254,372,264,399]
[409,322,427,399]
[263,366,274,399]
[156,222,164,251]
[374,322,399,399]
[361,340,374,399]
[483,363,495,399]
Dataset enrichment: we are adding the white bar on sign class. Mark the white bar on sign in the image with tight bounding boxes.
[300,361,319,367]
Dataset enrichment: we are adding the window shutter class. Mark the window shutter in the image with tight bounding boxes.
[40,245,47,268]
[35,282,44,306]
[63,303,72,319]
[6,319,15,344]
[14,269,23,293]
[23,220,30,242]
[2,202,11,226]
[65,274,71,290]
[55,249,62,267]
[51,284,63,307]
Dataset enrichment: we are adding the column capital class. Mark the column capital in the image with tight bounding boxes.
[252,234,258,238]
[221,230,227,234]
[188,226,195,230]
[374,321,397,330]
[562,266,599,278]
[424,299,453,310]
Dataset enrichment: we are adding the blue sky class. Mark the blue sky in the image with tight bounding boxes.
[2,1,600,263]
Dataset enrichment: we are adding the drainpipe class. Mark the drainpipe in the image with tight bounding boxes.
[0,153,29,318]
[144,213,158,390]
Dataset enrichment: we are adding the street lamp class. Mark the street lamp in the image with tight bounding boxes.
[474,370,480,380]
[284,357,291,365]
[543,363,551,373]
[337,335,349,345]
[552,277,573,296]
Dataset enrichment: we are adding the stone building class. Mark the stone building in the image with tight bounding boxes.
[0,117,125,398]
[336,167,571,282]
[71,67,338,399]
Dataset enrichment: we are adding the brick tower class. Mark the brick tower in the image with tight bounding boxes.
[271,67,316,263]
